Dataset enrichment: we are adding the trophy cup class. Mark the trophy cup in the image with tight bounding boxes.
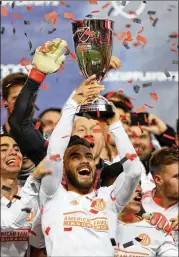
[72,19,114,118]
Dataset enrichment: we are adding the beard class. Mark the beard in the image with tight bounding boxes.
[66,169,96,193]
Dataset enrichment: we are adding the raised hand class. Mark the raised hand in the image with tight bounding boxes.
[32,38,67,74]
[32,158,52,179]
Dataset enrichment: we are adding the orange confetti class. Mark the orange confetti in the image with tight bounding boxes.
[12,13,22,19]
[88,0,98,4]
[127,96,136,101]
[20,60,31,66]
[34,121,41,130]
[1,6,7,16]
[40,26,43,32]
[113,32,118,37]
[91,10,100,13]
[135,105,146,113]
[136,35,147,44]
[41,84,49,90]
[120,114,127,120]
[138,26,144,34]
[125,31,133,41]
[102,2,110,8]
[118,32,126,41]
[144,104,153,109]
[60,1,65,5]
[19,57,26,63]
[64,12,74,20]
[50,154,61,160]
[69,52,76,60]
[60,64,65,70]
[97,109,100,118]
[128,79,132,84]
[125,153,137,161]
[172,42,176,46]
[26,6,32,11]
[150,93,158,101]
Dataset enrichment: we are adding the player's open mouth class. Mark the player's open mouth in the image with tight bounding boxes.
[77,166,91,177]
[6,159,16,167]
[134,196,142,203]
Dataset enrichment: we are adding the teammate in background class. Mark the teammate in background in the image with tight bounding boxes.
[142,147,179,243]
[0,135,50,256]
[115,184,178,256]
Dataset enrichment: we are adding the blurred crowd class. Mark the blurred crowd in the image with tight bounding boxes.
[0,39,178,257]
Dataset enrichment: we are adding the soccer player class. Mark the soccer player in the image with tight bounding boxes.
[115,184,178,256]
[142,147,178,243]
[0,135,51,256]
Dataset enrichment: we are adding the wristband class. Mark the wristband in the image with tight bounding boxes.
[28,68,46,83]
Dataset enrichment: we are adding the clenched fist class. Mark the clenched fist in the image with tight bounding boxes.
[32,38,67,74]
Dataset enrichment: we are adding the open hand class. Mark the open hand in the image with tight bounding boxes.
[32,38,67,74]
[32,158,52,179]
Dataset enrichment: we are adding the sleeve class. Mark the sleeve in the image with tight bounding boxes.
[1,175,40,229]
[29,210,45,249]
[155,124,176,147]
[8,78,46,166]
[40,98,78,206]
[109,121,142,211]
[157,235,178,256]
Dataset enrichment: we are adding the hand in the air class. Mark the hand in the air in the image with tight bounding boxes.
[32,158,52,179]
[72,75,104,105]
[141,114,167,136]
[108,56,122,70]
[143,212,171,233]
[32,38,67,74]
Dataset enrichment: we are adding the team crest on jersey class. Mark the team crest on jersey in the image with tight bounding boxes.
[70,200,79,206]
[137,233,151,246]
[90,199,106,214]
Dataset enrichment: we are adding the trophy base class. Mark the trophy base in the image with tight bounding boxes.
[76,96,114,119]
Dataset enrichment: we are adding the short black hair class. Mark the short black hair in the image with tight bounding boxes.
[67,135,94,149]
[38,108,62,119]
[1,72,27,100]
[103,92,133,112]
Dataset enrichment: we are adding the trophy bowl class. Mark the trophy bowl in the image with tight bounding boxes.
[72,19,115,119]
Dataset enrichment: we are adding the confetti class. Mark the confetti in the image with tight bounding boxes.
[163,134,175,141]
[150,92,158,101]
[1,185,12,192]
[88,0,98,4]
[164,69,171,77]
[144,104,153,109]
[48,28,56,34]
[108,7,114,16]
[91,10,100,13]
[102,2,110,9]
[28,229,36,236]
[128,79,132,84]
[1,6,7,16]
[110,238,116,246]
[24,32,27,37]
[135,105,146,113]
[152,18,158,27]
[45,11,57,24]
[11,2,15,9]
[133,18,141,24]
[26,6,32,11]
[31,183,38,193]
[118,32,126,41]
[7,201,12,208]
[142,82,152,88]
[121,1,126,6]
[13,195,21,200]
[97,109,100,118]
[30,49,36,56]
[69,52,76,60]
[123,241,134,248]
[60,1,65,5]
[64,12,74,20]
[1,26,5,34]
[85,14,93,18]
[172,60,178,64]
[137,26,144,34]
[136,34,147,44]
[24,20,31,25]
[117,89,124,94]
[45,227,51,235]
[125,153,137,161]
[61,135,70,139]
[41,84,49,90]
[13,28,16,35]
[123,42,130,49]
[33,103,40,111]
[147,11,156,15]
[12,13,22,19]
[34,121,41,130]
[50,154,61,161]
[64,227,72,231]
[28,41,32,51]
[133,85,140,94]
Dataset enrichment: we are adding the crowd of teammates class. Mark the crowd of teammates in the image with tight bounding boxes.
[0,38,178,257]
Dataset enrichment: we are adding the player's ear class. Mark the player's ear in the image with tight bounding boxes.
[153,174,163,186]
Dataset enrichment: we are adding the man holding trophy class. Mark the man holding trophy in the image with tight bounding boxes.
[23,19,142,256]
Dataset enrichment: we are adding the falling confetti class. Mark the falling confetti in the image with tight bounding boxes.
[164,69,171,77]
[50,154,61,161]
[11,1,15,9]
[142,82,152,88]
[12,13,22,19]
[64,12,74,20]
[1,185,12,192]
[135,105,146,113]
[48,28,56,34]
[110,238,116,246]
[88,0,98,4]
[133,18,141,24]
[1,26,5,34]
[1,6,7,16]
[152,18,158,27]
[34,121,41,130]
[121,1,126,6]
[148,11,156,15]
[26,6,32,11]
[28,41,32,51]
[150,93,158,101]
[13,28,16,35]
[45,227,51,235]
[24,20,31,25]
[133,85,140,94]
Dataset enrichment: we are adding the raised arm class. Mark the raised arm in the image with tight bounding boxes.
[107,109,142,210]
[1,162,51,229]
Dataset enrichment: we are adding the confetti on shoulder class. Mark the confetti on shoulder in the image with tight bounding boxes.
[61,135,70,139]
[50,154,61,161]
